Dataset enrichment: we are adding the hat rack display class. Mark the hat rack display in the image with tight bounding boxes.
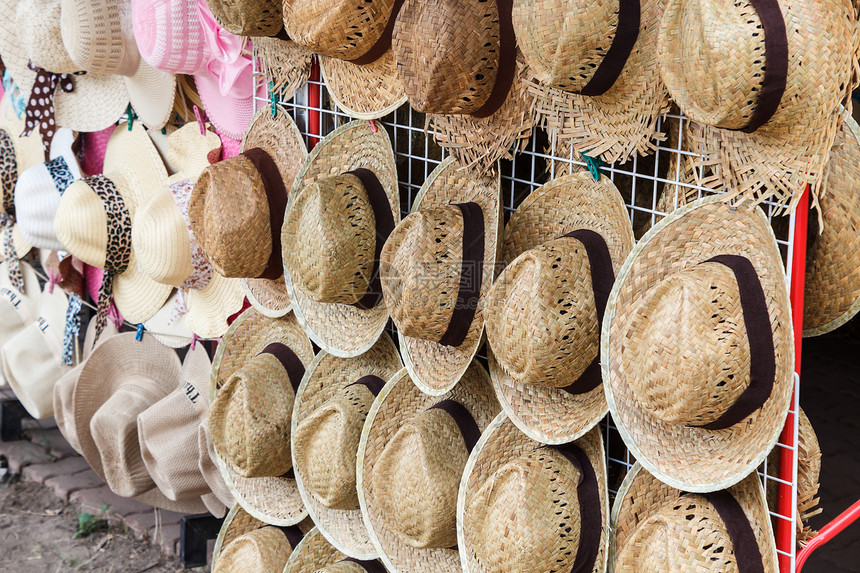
[0,0,857,571]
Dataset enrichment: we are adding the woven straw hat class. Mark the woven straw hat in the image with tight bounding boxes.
[0,93,44,176]
[611,462,778,571]
[285,526,389,573]
[803,115,860,336]
[357,363,500,572]
[380,158,500,395]
[604,195,794,492]
[658,0,859,211]
[0,260,42,386]
[209,307,315,525]
[282,120,399,357]
[484,173,634,444]
[458,413,608,573]
[140,289,196,349]
[191,108,307,318]
[206,0,282,36]
[291,333,402,558]
[72,331,208,513]
[252,35,313,103]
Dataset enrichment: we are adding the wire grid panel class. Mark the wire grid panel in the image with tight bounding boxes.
[256,67,800,566]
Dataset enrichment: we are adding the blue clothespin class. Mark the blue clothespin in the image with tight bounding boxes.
[135,323,145,341]
[580,152,605,181]
[269,81,277,117]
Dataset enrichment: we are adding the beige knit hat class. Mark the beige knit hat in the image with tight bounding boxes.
[282,120,399,358]
[484,173,635,444]
[658,0,860,212]
[209,307,315,525]
[458,414,608,573]
[284,526,388,573]
[611,463,778,571]
[357,363,500,572]
[380,157,501,395]
[291,333,402,559]
[191,108,308,318]
[206,0,283,36]
[603,195,794,492]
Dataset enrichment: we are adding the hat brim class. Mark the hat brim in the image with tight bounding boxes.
[0,95,44,174]
[212,505,315,569]
[284,120,400,358]
[253,37,313,104]
[395,157,500,395]
[320,49,407,120]
[291,332,402,559]
[457,413,609,573]
[125,59,176,131]
[210,307,315,525]
[185,274,246,339]
[0,225,34,262]
[356,363,500,573]
[195,73,266,141]
[142,289,193,348]
[603,195,794,492]
[284,527,348,573]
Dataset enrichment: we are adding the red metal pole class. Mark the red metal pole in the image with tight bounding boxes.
[796,500,860,571]
[308,59,321,149]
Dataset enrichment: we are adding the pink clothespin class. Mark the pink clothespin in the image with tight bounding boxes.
[193,105,207,135]
[48,269,60,294]
[367,119,378,133]
[191,333,199,350]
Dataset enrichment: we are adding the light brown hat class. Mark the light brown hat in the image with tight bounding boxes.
[206,0,282,36]
[209,307,314,525]
[282,120,399,358]
[658,0,860,212]
[252,36,314,105]
[604,195,794,492]
[292,333,402,558]
[484,173,634,443]
[380,157,501,395]
[190,108,308,318]
[285,526,388,573]
[357,363,500,572]
[611,463,778,571]
[458,414,608,573]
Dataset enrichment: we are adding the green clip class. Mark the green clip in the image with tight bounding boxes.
[269,81,277,117]
[580,153,604,181]
[161,127,167,135]
[126,105,136,131]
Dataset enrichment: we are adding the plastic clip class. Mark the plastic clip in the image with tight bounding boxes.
[367,119,378,133]
[580,153,604,182]
[193,105,206,135]
[135,323,145,341]
[269,81,277,117]
[127,105,136,131]
[191,333,198,350]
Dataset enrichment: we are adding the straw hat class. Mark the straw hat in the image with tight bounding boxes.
[291,333,402,558]
[191,108,308,318]
[282,120,399,357]
[0,92,44,176]
[72,332,208,513]
[658,0,859,212]
[379,158,500,395]
[140,289,195,349]
[357,363,500,572]
[209,307,315,525]
[285,526,388,573]
[603,195,794,492]
[206,0,283,36]
[803,114,860,336]
[611,463,778,571]
[252,35,313,103]
[484,173,635,443]
[0,0,128,134]
[458,414,608,573]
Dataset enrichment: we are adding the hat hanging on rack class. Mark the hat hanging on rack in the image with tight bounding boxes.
[206,0,283,37]
[0,260,42,386]
[283,526,388,573]
[0,114,35,285]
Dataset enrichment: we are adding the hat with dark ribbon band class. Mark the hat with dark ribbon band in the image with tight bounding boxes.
[19,63,85,159]
[261,341,307,394]
[579,0,641,96]
[242,148,288,281]
[346,0,407,66]
[340,558,387,573]
[429,399,481,453]
[344,374,386,397]
[470,0,516,119]
[277,524,306,549]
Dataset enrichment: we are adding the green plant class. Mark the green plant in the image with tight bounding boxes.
[74,504,109,539]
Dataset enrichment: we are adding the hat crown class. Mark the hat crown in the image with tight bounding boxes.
[133,189,193,287]
[283,173,376,305]
[468,448,582,573]
[293,383,375,510]
[381,206,465,341]
[132,0,209,74]
[18,0,80,74]
[213,527,292,573]
[54,179,110,269]
[60,0,140,76]
[485,237,598,387]
[623,262,752,427]
[284,0,397,59]
[371,407,468,548]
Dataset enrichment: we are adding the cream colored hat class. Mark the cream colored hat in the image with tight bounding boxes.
[282,120,400,358]
[0,92,44,177]
[284,526,388,573]
[380,157,501,395]
[142,289,195,349]
[484,173,634,443]
[0,100,36,269]
[209,307,315,525]
[611,463,778,572]
[0,260,41,386]
[604,195,794,492]
[357,363,500,573]
[458,414,608,573]
[292,333,402,558]
[198,409,236,514]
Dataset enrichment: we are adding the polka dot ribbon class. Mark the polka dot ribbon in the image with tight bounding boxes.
[61,293,82,366]
[20,63,85,160]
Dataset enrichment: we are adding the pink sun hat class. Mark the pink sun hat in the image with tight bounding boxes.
[132,0,264,140]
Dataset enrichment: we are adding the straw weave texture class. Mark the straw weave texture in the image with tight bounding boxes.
[253,37,313,102]
[206,0,282,36]
[322,50,407,120]
[213,527,292,572]
[285,527,347,573]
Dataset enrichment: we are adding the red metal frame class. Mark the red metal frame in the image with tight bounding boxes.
[307,59,321,149]
[797,500,860,571]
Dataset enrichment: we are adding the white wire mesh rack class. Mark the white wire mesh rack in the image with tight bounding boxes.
[253,61,802,569]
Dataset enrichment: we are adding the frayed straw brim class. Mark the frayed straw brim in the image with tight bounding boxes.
[356,364,500,573]
[610,463,778,571]
[457,413,608,573]
[210,307,315,525]
[291,333,402,559]
[395,157,500,396]
[212,504,315,568]
[284,527,347,573]
[253,37,313,103]
[320,50,407,120]
[488,173,634,444]
[284,120,399,358]
[603,195,794,492]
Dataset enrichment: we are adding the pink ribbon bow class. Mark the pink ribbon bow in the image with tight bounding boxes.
[196,0,254,99]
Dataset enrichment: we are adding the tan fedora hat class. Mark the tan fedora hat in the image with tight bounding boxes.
[484,173,635,444]
[285,526,388,573]
[73,331,208,513]
[380,157,500,395]
[54,121,173,330]
[604,195,794,492]
[282,120,399,358]
[611,462,778,571]
[206,0,283,36]
[658,0,859,212]
[191,108,308,318]
[458,413,608,573]
[357,363,500,573]
[291,333,402,558]
[209,307,314,525]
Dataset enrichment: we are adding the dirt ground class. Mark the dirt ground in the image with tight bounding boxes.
[0,479,188,572]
